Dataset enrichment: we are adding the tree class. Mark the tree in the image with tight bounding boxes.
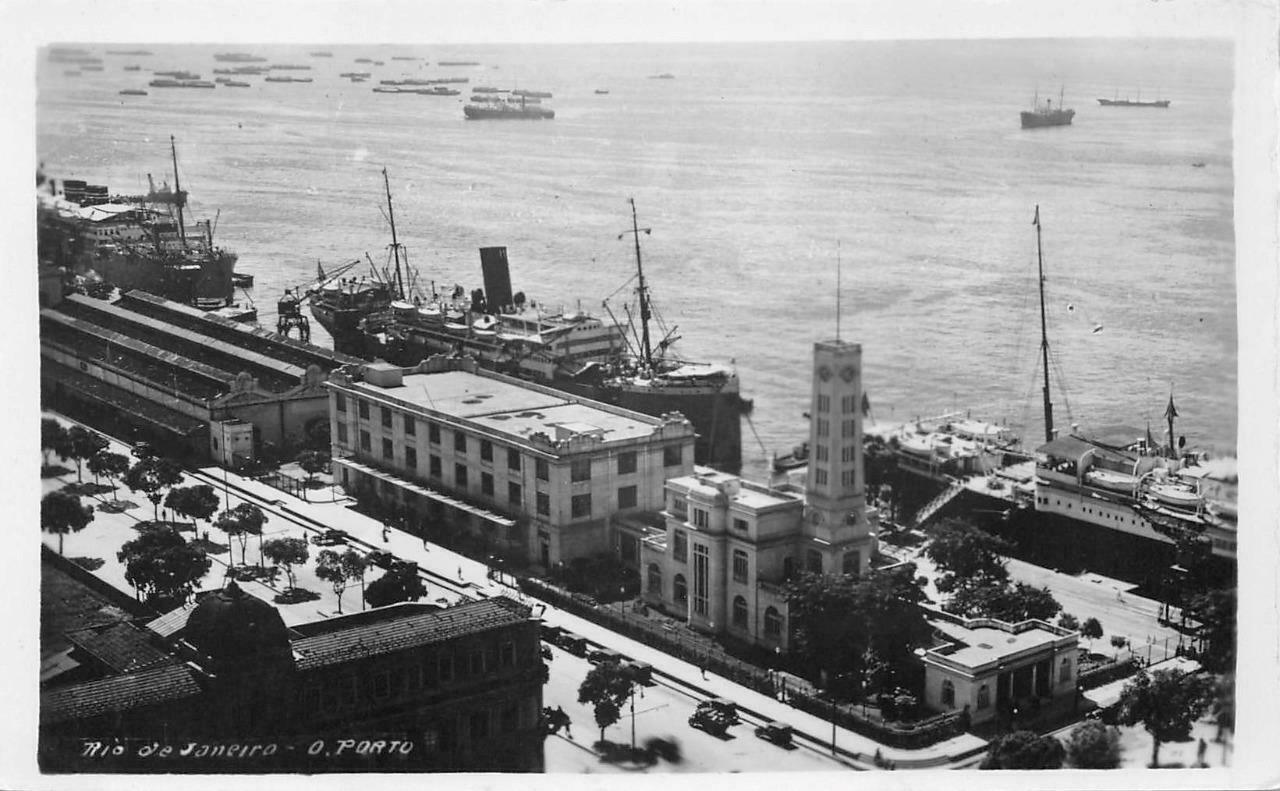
[41,491,94,555]
[1116,669,1215,767]
[998,582,1062,622]
[165,485,220,532]
[117,526,211,606]
[41,417,70,467]
[577,661,635,743]
[786,564,929,694]
[1185,587,1235,673]
[214,502,268,567]
[1065,721,1121,768]
[1057,613,1079,631]
[365,565,429,607]
[926,518,1011,590]
[262,537,310,591]
[979,730,1065,769]
[64,425,110,483]
[316,548,367,614]
[123,457,184,521]
[1081,617,1104,652]
[87,451,130,501]
[295,449,330,499]
[1211,672,1234,743]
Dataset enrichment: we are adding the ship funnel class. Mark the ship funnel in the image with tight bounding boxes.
[480,246,514,312]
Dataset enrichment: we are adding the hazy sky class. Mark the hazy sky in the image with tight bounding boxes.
[2,0,1256,44]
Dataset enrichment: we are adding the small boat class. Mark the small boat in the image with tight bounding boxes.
[772,442,809,472]
[118,89,148,96]
[438,60,480,66]
[231,272,255,288]
[649,73,675,79]
[1146,481,1202,511]
[391,56,421,61]
[355,58,374,63]
[1191,161,1206,168]
[226,81,251,88]
[309,51,333,57]
[1084,468,1139,493]
[123,65,141,71]
[595,88,610,95]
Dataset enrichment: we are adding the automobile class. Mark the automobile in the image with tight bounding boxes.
[587,648,625,665]
[696,698,740,725]
[622,660,653,684]
[538,621,563,642]
[554,632,588,656]
[688,708,731,737]
[312,529,348,546]
[366,550,398,569]
[131,441,156,459]
[754,721,793,747]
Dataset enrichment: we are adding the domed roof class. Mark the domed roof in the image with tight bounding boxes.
[184,581,292,670]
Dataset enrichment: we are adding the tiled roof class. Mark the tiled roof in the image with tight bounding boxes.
[291,599,528,671]
[40,664,202,724]
[64,622,175,674]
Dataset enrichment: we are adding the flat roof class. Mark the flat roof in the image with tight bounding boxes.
[667,471,801,511]
[353,369,666,444]
[927,617,1064,670]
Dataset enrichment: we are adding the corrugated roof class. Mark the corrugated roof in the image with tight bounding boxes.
[291,599,527,671]
[40,663,202,724]
[64,622,175,674]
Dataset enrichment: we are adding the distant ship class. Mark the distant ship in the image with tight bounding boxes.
[118,89,148,96]
[149,79,216,89]
[1020,89,1075,128]
[213,52,266,63]
[463,97,554,119]
[264,76,314,83]
[309,51,333,57]
[438,60,480,66]
[1097,96,1170,108]
[649,73,675,80]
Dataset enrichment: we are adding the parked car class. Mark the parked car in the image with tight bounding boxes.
[622,660,653,684]
[587,648,624,665]
[131,441,156,459]
[366,550,398,569]
[754,721,793,747]
[697,698,740,725]
[312,529,348,546]
[688,708,731,737]
[538,621,563,642]
[554,632,588,656]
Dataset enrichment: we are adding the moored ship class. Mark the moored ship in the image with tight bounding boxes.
[463,97,554,119]
[1020,89,1075,128]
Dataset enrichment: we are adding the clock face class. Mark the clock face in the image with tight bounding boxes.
[840,365,857,383]
[818,365,833,382]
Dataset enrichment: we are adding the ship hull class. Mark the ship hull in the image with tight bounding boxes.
[1097,99,1170,107]
[1020,110,1075,128]
[463,105,555,120]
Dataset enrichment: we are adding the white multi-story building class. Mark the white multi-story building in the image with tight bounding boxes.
[640,339,880,650]
[326,358,696,568]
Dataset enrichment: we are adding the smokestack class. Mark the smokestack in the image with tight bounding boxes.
[479,246,513,312]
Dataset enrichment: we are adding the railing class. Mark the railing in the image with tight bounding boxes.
[913,483,965,527]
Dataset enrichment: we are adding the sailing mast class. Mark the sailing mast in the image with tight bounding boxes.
[619,198,654,372]
[169,135,188,249]
[382,168,406,301]
[1034,204,1055,443]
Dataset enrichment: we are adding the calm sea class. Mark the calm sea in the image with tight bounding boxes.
[36,39,1237,479]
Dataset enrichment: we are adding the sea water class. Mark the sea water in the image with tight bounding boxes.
[36,38,1236,479]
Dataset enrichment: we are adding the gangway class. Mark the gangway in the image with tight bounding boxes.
[913,481,965,527]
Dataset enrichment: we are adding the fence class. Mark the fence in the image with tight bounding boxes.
[517,576,963,748]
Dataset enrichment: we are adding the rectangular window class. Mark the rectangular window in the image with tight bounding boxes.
[692,508,708,528]
[815,468,828,486]
[481,472,494,496]
[508,481,522,505]
[381,407,392,428]
[807,549,823,574]
[359,430,371,451]
[842,394,856,413]
[455,464,468,488]
[673,530,688,563]
[817,394,830,413]
[382,438,394,459]
[816,418,828,436]
[507,448,520,471]
[335,392,346,413]
[571,493,591,518]
[429,454,441,478]
[454,431,467,453]
[535,459,549,481]
[428,422,440,444]
[842,445,855,462]
[663,445,682,467]
[733,549,749,583]
[842,419,854,438]
[358,400,370,420]
[404,415,416,436]
[536,492,550,516]
[617,485,637,509]
[693,544,709,615]
[732,518,748,532]
[480,439,493,462]
[842,551,861,576]
[617,451,637,475]
[815,444,829,462]
[670,497,687,519]
[841,469,855,487]
[336,423,348,443]
[570,458,591,482]
[405,446,418,469]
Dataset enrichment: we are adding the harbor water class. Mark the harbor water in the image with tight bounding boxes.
[36,38,1237,479]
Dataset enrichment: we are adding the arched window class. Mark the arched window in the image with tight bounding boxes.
[731,596,748,629]
[941,679,955,707]
[673,574,687,606]
[977,684,990,709]
[647,563,662,596]
[764,606,783,638]
[1059,656,1072,683]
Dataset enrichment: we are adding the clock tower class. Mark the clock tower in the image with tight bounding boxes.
[803,339,876,574]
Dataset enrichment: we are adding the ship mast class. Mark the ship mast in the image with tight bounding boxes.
[1034,204,1055,443]
[382,168,406,301]
[619,198,654,371]
[169,135,188,249]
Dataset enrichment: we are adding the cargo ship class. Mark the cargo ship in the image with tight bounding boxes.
[463,96,554,119]
[308,177,747,471]
[37,136,239,310]
[1020,89,1074,128]
[1097,98,1170,108]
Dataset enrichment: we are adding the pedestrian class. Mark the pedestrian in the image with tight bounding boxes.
[699,663,707,680]
[458,566,463,580]
[1197,737,1207,767]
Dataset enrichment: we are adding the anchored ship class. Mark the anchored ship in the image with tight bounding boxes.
[37,135,239,311]
[463,96,554,120]
[1021,89,1075,128]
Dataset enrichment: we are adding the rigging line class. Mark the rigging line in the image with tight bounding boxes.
[1049,350,1074,423]
[743,413,770,457]
[603,273,639,303]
